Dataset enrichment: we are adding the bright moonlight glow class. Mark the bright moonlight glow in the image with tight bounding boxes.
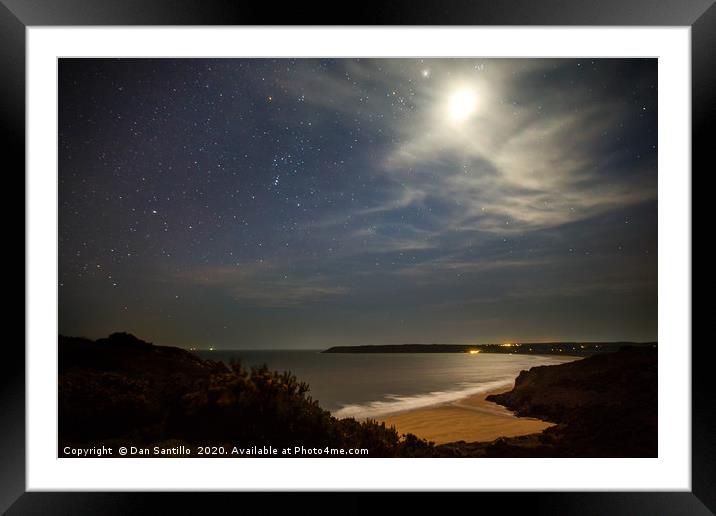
[448,89,478,122]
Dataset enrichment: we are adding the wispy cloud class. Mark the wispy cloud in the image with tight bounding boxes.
[282,59,656,245]
[173,264,349,307]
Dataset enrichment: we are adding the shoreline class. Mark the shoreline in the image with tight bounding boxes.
[59,334,656,457]
[376,355,582,445]
[377,386,555,445]
[375,364,572,445]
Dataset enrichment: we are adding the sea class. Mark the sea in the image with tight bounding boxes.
[194,350,577,419]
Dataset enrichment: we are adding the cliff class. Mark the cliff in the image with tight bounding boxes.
[438,346,657,457]
[58,333,657,458]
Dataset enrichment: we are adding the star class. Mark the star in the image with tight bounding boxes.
[58,57,657,348]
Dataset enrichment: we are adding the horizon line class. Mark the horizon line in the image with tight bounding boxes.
[184,340,658,351]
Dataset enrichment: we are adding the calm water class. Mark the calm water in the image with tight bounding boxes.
[195,350,577,419]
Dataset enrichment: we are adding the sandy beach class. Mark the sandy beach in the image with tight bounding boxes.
[379,387,554,445]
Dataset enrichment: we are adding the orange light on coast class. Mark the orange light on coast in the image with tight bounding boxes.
[469,349,481,354]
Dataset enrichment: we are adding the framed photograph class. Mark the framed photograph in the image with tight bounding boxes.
[6,0,708,513]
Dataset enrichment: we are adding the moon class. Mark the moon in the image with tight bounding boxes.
[448,88,478,122]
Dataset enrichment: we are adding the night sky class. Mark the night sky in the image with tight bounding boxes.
[59,58,657,349]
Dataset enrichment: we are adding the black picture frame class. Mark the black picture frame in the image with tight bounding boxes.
[4,0,709,513]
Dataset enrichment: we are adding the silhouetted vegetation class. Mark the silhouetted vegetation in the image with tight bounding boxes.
[59,333,438,457]
[59,333,656,458]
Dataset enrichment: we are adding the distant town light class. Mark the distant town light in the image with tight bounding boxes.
[469,349,481,354]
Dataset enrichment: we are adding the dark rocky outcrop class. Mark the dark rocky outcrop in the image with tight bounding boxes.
[438,346,657,457]
[59,334,657,458]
